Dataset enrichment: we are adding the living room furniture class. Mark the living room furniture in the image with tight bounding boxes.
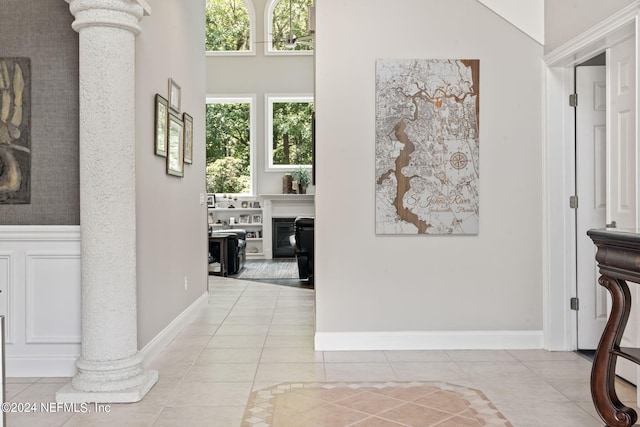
[289,216,314,282]
[209,229,247,276]
[208,200,263,258]
[588,228,640,427]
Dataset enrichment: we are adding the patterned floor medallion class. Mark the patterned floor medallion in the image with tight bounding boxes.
[243,381,512,427]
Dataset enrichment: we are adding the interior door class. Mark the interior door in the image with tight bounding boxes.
[576,64,607,350]
[607,36,637,385]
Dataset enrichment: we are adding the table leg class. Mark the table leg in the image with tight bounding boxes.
[591,275,637,427]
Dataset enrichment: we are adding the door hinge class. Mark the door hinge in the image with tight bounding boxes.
[569,195,578,209]
[570,297,579,311]
[569,93,578,107]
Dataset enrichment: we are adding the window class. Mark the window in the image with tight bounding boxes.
[266,95,314,170]
[205,0,256,55]
[206,96,256,195]
[265,0,314,54]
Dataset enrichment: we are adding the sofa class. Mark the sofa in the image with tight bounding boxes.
[289,216,314,283]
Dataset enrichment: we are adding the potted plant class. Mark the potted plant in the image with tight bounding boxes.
[293,167,311,194]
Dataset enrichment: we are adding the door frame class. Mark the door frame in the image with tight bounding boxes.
[543,4,639,350]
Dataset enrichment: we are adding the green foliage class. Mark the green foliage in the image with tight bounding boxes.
[205,0,250,51]
[272,101,313,166]
[272,0,314,51]
[293,167,311,187]
[206,103,251,193]
[206,158,250,194]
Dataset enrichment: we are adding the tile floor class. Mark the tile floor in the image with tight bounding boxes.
[4,276,639,426]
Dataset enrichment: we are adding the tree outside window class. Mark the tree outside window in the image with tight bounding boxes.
[206,98,255,194]
[270,0,314,52]
[205,0,253,52]
[267,95,313,170]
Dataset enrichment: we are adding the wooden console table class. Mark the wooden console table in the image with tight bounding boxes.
[588,228,640,427]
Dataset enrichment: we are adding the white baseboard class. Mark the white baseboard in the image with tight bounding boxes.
[140,292,209,368]
[7,356,79,377]
[315,330,544,351]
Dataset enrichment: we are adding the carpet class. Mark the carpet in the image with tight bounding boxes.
[236,259,299,280]
[242,381,512,427]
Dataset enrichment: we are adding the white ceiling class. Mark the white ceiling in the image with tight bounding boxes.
[477,0,544,44]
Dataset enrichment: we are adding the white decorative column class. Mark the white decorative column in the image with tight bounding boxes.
[57,0,157,403]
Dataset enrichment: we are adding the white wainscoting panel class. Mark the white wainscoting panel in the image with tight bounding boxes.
[26,254,81,344]
[0,226,81,377]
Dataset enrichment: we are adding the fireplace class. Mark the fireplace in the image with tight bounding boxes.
[272,217,295,258]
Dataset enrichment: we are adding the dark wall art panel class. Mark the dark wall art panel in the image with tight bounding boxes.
[0,58,30,204]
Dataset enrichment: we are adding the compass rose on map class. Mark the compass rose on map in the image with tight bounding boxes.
[450,152,468,170]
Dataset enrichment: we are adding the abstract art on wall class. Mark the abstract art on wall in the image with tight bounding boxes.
[375,59,479,234]
[0,58,30,204]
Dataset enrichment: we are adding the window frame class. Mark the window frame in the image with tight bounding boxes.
[205,0,257,57]
[205,94,258,196]
[264,0,314,56]
[265,93,314,172]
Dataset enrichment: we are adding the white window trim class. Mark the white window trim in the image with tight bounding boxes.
[265,93,314,172]
[264,0,314,56]
[206,94,257,196]
[205,0,257,57]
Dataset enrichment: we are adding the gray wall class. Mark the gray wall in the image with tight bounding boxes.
[0,0,80,225]
[545,0,636,53]
[315,0,543,334]
[136,0,209,348]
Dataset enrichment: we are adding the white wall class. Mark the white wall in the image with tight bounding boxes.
[205,0,315,195]
[135,0,209,348]
[545,0,636,53]
[315,0,544,349]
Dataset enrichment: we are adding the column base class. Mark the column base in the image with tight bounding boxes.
[56,369,158,404]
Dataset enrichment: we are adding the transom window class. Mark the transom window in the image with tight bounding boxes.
[206,96,256,195]
[266,95,314,170]
[205,0,256,55]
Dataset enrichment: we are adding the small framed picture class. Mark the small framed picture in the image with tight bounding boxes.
[154,94,168,157]
[168,78,181,112]
[253,201,261,208]
[239,214,250,224]
[241,201,248,208]
[246,231,255,238]
[183,112,193,164]
[207,195,215,208]
[167,112,184,177]
[252,214,262,224]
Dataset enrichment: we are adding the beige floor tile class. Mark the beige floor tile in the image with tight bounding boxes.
[324,363,396,381]
[185,362,258,382]
[63,403,163,427]
[507,349,580,361]
[255,362,325,382]
[194,347,263,364]
[268,324,315,335]
[471,377,571,404]
[455,361,539,380]
[154,405,245,427]
[264,334,314,348]
[166,381,253,407]
[260,347,324,363]
[214,324,270,336]
[446,350,517,362]
[207,335,266,348]
[390,362,467,382]
[496,401,603,427]
[323,351,388,363]
[523,359,592,381]
[383,350,452,362]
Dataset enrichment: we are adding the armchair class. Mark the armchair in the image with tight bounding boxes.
[289,216,314,283]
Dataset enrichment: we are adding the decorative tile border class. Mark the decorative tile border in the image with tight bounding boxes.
[243,381,512,426]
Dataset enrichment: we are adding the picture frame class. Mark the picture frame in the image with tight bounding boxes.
[239,214,250,224]
[207,195,215,208]
[246,231,255,238]
[154,94,168,157]
[167,112,184,177]
[168,78,181,112]
[252,214,262,224]
[183,112,193,164]
[253,201,261,208]
[241,201,248,208]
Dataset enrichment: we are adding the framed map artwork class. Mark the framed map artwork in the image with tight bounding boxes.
[375,59,479,235]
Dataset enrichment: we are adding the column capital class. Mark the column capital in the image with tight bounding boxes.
[66,0,150,35]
